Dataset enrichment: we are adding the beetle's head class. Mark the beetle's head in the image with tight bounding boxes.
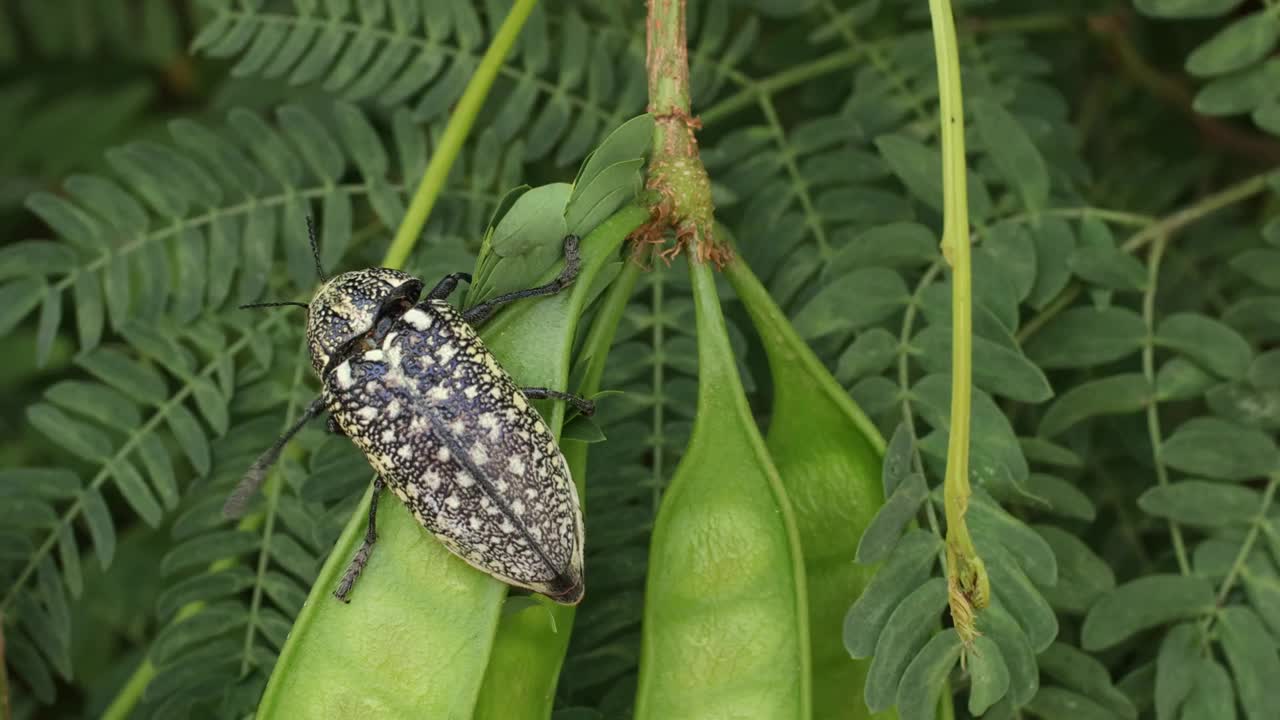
[238,219,425,378]
[305,268,424,376]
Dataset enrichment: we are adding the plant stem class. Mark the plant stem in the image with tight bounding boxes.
[380,0,539,269]
[638,0,720,262]
[239,353,309,676]
[1,617,9,720]
[1017,169,1277,343]
[700,48,866,125]
[1215,473,1280,605]
[978,206,1155,234]
[928,0,988,646]
[1121,170,1279,254]
[963,11,1083,34]
[1141,235,1192,576]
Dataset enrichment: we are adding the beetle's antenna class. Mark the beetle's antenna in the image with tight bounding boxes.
[239,301,310,310]
[223,397,328,518]
[307,216,327,281]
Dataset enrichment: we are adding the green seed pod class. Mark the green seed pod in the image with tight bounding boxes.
[472,212,647,719]
[726,259,891,720]
[634,260,810,719]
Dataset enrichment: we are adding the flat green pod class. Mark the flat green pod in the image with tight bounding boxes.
[634,260,810,720]
[726,257,891,719]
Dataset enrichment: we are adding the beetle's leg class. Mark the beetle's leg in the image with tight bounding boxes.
[427,272,472,300]
[462,235,581,326]
[334,476,386,603]
[325,414,346,436]
[520,387,595,416]
[223,396,327,518]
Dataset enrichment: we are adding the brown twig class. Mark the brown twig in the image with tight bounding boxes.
[1088,11,1280,166]
[630,0,726,266]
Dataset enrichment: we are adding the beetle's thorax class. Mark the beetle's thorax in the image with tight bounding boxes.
[305,268,423,377]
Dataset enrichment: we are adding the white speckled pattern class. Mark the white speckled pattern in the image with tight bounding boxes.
[324,297,584,602]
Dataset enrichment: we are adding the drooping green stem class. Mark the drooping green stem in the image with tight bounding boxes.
[380,0,539,269]
[928,0,988,645]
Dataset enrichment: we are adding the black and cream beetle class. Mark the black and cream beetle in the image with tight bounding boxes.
[225,221,592,605]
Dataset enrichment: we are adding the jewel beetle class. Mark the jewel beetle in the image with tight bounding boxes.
[225,222,591,605]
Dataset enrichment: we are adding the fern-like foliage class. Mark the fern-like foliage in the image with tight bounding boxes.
[4,1,1280,718]
[696,0,1205,716]
[192,0,650,167]
[0,99,514,710]
[135,360,370,718]
[0,0,184,68]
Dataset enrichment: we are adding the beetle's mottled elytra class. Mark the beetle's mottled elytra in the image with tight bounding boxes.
[226,220,591,605]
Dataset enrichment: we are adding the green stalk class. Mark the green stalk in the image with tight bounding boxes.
[640,0,719,261]
[380,0,539,269]
[1141,235,1192,576]
[927,0,988,645]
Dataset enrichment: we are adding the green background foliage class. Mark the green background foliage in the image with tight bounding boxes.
[1,0,1279,719]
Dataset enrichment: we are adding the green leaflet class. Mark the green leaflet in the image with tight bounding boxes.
[976,603,1038,707]
[1180,660,1237,720]
[864,578,947,713]
[1186,10,1280,78]
[1138,480,1262,526]
[1025,687,1125,720]
[1082,575,1215,651]
[1038,374,1150,437]
[1155,312,1254,380]
[254,206,647,718]
[1032,525,1114,615]
[857,472,928,565]
[1038,642,1137,719]
[971,99,1049,212]
[726,257,889,720]
[1024,307,1146,369]
[1217,606,1280,720]
[634,260,810,720]
[966,635,1010,716]
[985,545,1058,653]
[895,629,962,720]
[1136,0,1248,19]
[1161,417,1279,480]
[1155,622,1199,720]
[844,530,941,658]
